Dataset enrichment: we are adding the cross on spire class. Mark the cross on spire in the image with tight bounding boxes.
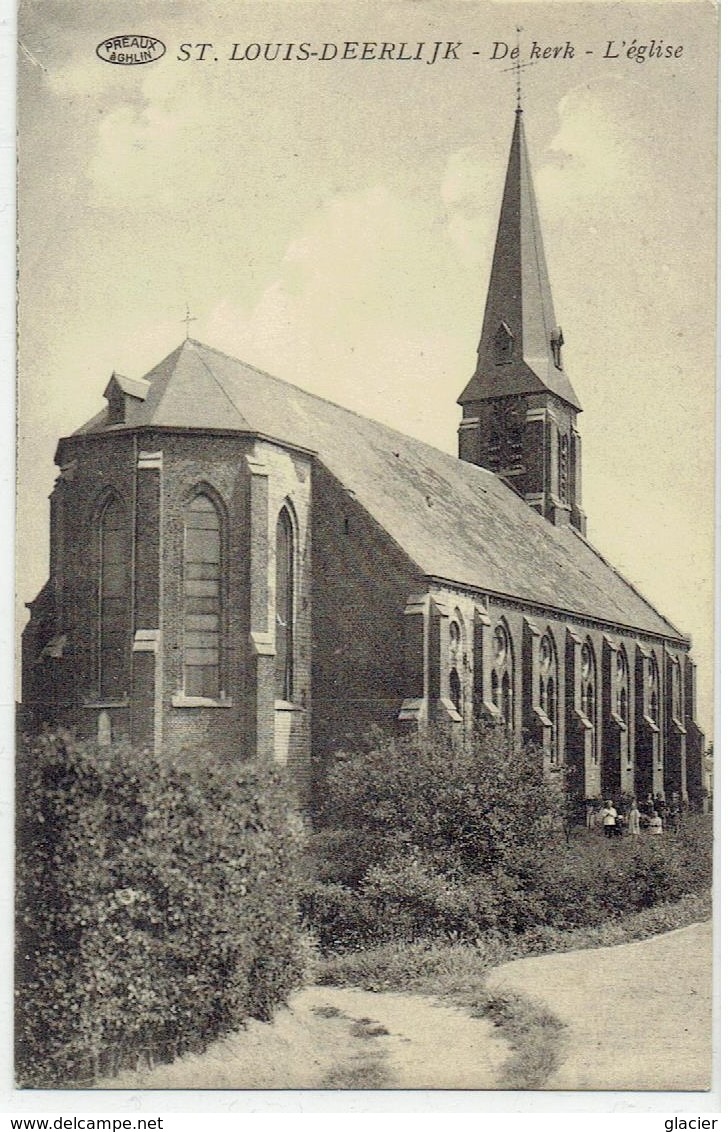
[182,303,197,340]
[501,28,540,112]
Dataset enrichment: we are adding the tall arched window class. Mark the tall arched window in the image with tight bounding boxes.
[580,641,596,725]
[672,659,683,722]
[183,494,221,699]
[449,669,462,716]
[275,507,295,701]
[99,495,129,699]
[580,639,597,763]
[447,610,466,720]
[615,646,630,763]
[539,632,557,763]
[558,433,569,502]
[645,653,661,768]
[646,655,659,725]
[615,647,628,721]
[491,621,514,729]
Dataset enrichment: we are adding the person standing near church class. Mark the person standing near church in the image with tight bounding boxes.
[648,808,663,836]
[627,800,641,838]
[600,799,617,838]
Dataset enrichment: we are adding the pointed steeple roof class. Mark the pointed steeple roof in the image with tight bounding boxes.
[459,110,581,411]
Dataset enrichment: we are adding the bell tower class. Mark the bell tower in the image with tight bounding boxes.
[457,108,587,535]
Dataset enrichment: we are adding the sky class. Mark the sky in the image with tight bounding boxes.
[16,0,717,732]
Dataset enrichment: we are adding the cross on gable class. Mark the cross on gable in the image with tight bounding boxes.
[180,303,197,337]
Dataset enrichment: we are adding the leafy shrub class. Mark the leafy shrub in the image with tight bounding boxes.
[320,725,561,872]
[305,829,408,886]
[299,882,388,952]
[301,852,502,951]
[16,730,305,1087]
[316,891,711,992]
[305,726,713,950]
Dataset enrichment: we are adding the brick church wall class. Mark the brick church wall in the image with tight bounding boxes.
[24,422,702,811]
[159,434,313,789]
[31,431,137,738]
[29,428,315,792]
[310,462,418,792]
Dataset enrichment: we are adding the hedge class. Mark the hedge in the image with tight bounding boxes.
[303,726,713,951]
[16,731,305,1087]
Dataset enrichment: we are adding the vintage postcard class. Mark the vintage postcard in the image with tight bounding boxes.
[14,0,717,1103]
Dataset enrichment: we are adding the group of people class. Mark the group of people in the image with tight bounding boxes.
[586,792,686,838]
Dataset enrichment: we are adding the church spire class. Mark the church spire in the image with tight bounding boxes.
[458,109,586,535]
[459,109,580,410]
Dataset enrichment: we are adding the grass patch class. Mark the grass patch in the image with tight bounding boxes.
[471,991,565,1089]
[316,890,711,991]
[313,890,710,1089]
[321,1052,392,1089]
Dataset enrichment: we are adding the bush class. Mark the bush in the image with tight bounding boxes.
[16,731,305,1087]
[320,725,562,873]
[304,727,713,950]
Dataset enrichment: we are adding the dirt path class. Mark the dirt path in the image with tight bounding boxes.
[103,921,712,1091]
[103,986,510,1090]
[488,920,713,1091]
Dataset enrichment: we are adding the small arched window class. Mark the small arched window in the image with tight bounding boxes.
[275,507,295,701]
[538,632,557,763]
[449,668,462,716]
[672,659,683,722]
[447,610,466,721]
[615,648,628,719]
[580,641,596,724]
[614,645,630,763]
[491,621,514,729]
[539,634,555,721]
[619,686,628,725]
[99,495,129,700]
[646,655,659,725]
[558,433,570,503]
[183,494,221,699]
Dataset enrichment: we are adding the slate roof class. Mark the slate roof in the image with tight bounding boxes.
[103,372,151,401]
[70,338,685,643]
[459,110,581,411]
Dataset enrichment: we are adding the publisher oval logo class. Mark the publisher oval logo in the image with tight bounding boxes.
[96,35,166,65]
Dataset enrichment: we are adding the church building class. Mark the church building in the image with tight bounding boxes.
[22,108,705,807]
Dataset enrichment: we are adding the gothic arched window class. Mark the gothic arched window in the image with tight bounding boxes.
[506,405,523,466]
[538,632,557,763]
[183,493,222,699]
[449,668,462,716]
[672,659,683,722]
[646,655,659,725]
[580,639,597,762]
[99,495,129,700]
[447,610,466,720]
[615,645,630,762]
[580,641,596,724]
[275,507,295,701]
[491,621,514,729]
[558,433,570,503]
